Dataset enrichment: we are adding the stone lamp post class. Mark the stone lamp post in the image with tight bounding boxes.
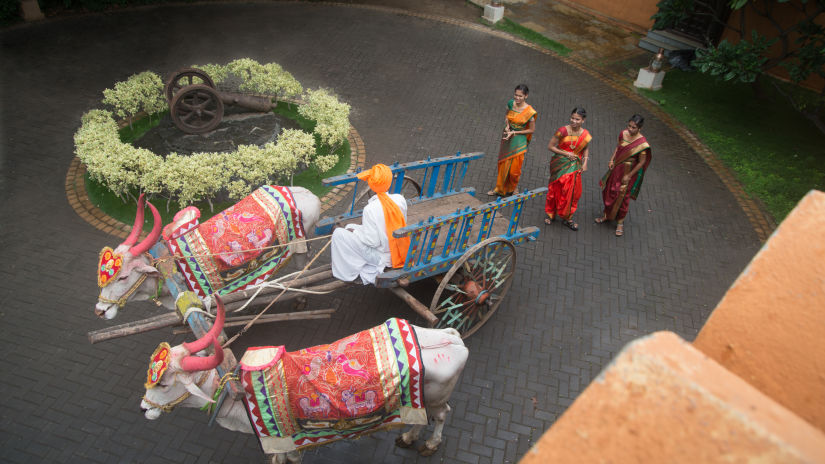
[20,0,45,20]
[483,0,505,24]
[634,48,666,91]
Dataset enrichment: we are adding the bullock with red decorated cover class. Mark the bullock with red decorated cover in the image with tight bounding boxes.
[140,297,469,462]
[95,186,321,320]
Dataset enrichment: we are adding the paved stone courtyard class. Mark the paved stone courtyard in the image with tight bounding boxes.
[0,3,761,463]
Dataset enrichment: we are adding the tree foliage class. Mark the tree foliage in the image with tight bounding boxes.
[695,30,775,82]
[654,0,824,86]
[653,0,825,132]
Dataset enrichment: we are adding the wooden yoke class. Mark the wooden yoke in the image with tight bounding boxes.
[152,243,243,401]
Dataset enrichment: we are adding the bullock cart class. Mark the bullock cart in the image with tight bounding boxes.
[315,151,546,338]
[88,153,545,343]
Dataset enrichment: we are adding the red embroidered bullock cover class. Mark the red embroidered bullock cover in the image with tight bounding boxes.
[240,318,427,454]
[166,186,305,298]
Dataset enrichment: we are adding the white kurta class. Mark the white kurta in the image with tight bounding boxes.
[331,194,408,285]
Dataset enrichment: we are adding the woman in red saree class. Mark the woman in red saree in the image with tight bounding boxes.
[595,114,652,237]
[488,84,537,197]
[544,107,591,230]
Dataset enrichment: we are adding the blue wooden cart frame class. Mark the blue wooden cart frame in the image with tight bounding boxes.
[317,152,546,338]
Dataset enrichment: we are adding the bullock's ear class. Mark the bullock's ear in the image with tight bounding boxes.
[133,261,161,277]
[183,378,215,403]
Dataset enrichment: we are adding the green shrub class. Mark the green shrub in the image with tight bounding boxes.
[75,59,351,206]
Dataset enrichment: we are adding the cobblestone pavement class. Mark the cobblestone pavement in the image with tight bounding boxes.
[0,3,761,463]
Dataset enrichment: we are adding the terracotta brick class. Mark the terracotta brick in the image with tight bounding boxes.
[521,332,825,464]
[694,190,825,432]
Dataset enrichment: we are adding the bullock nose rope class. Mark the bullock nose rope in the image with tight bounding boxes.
[141,370,212,413]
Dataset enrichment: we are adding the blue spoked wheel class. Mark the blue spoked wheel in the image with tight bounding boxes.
[430,237,516,338]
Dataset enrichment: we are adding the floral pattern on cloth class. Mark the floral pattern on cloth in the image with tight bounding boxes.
[98,247,124,287]
[145,342,171,389]
[166,186,305,298]
[240,318,427,454]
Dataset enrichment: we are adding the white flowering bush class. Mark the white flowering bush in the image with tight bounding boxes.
[191,63,229,85]
[197,58,303,101]
[299,88,351,151]
[74,109,164,199]
[102,71,167,129]
[76,60,350,207]
[314,154,339,173]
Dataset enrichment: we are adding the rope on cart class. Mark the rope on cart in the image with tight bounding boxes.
[222,237,333,348]
[227,277,339,314]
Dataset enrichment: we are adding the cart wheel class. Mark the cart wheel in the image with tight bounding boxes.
[430,237,516,338]
[170,84,224,134]
[165,68,216,103]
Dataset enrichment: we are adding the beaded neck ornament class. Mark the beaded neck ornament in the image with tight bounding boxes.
[98,247,124,287]
[146,342,172,389]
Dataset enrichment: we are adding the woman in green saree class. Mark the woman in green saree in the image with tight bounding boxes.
[487,84,537,197]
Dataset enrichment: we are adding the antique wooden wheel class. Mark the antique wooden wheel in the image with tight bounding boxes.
[430,237,516,338]
[169,84,224,134]
[164,68,216,103]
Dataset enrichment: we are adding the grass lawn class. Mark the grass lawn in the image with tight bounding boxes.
[483,18,572,56]
[85,102,352,225]
[639,70,825,222]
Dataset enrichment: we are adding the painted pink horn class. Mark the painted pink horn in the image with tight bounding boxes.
[180,337,224,372]
[128,198,162,256]
[182,296,226,355]
[180,297,226,372]
[122,194,146,247]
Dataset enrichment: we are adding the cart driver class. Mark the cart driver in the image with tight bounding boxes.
[331,164,410,285]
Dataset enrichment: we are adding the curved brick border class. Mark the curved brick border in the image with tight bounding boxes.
[66,124,366,239]
[65,1,775,242]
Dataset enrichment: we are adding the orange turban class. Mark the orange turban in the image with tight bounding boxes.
[357,164,410,268]
[357,163,393,193]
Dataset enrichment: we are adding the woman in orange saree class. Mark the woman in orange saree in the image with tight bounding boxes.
[544,107,591,231]
[487,84,537,197]
[595,114,652,237]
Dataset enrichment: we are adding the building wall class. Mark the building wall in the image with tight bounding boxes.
[560,0,822,90]
[720,0,823,90]
[694,190,825,432]
[556,0,658,31]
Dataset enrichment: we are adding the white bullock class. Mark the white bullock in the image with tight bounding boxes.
[140,298,469,463]
[94,187,320,320]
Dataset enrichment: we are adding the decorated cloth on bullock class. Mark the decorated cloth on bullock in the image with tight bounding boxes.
[165,186,305,299]
[239,318,427,454]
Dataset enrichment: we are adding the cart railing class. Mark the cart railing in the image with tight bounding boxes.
[374,187,547,288]
[315,151,484,235]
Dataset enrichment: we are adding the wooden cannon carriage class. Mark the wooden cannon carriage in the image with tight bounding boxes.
[164,68,277,134]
